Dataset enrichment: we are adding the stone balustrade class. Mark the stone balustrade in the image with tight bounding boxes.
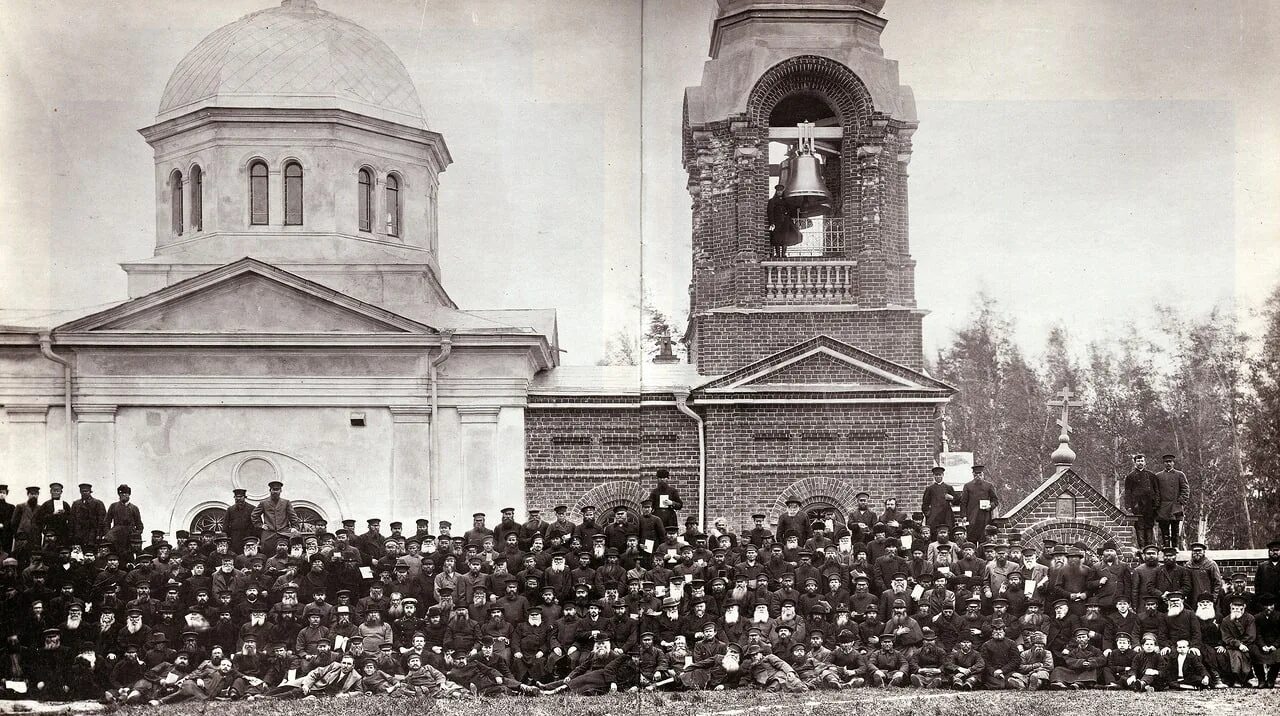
[762,259,857,303]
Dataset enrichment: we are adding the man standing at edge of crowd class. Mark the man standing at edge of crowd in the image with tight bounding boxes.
[1123,454,1160,548]
[921,466,956,531]
[960,466,998,539]
[1155,454,1190,550]
[648,470,684,531]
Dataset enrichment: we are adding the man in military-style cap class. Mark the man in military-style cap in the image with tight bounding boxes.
[250,480,299,553]
[224,487,255,553]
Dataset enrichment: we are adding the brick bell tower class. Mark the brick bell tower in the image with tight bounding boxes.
[684,0,924,375]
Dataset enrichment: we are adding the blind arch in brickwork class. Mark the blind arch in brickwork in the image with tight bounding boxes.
[746,55,875,130]
[1019,517,1121,554]
[570,480,646,523]
[769,476,878,525]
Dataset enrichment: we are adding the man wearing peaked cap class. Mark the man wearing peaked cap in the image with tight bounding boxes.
[1154,453,1190,550]
[959,465,999,540]
[224,486,254,554]
[1124,453,1160,548]
[250,479,299,553]
[70,482,107,549]
[922,465,956,530]
[357,518,387,562]
[464,512,494,548]
[35,482,72,547]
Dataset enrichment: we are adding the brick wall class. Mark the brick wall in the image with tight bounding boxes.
[524,404,701,519]
[691,309,924,375]
[703,402,937,532]
[997,470,1135,553]
[526,399,939,534]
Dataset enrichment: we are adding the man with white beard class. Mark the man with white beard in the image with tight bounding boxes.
[679,640,743,690]
[239,605,271,649]
[719,601,746,646]
[1194,595,1229,688]
[1160,592,1202,656]
[59,601,88,643]
[115,606,152,653]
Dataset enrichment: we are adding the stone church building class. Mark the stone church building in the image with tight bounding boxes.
[0,0,973,539]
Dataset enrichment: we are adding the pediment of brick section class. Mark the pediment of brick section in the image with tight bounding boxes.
[1001,469,1130,527]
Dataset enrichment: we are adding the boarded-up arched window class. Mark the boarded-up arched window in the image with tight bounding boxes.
[284,161,303,225]
[190,165,203,232]
[358,168,373,232]
[170,170,183,235]
[249,161,269,225]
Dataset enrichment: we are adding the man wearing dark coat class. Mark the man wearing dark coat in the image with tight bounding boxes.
[35,482,73,547]
[1123,454,1160,548]
[224,489,255,554]
[767,184,799,259]
[647,470,684,530]
[1154,454,1190,550]
[106,485,143,561]
[959,466,998,538]
[0,485,15,552]
[1255,540,1280,613]
[70,484,107,550]
[775,499,810,546]
[921,467,956,530]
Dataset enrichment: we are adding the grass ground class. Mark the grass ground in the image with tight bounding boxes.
[3,688,1279,716]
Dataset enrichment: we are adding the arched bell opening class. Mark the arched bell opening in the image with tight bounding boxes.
[765,94,843,259]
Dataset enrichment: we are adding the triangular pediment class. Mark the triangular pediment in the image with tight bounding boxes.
[57,259,435,334]
[745,350,894,386]
[1002,466,1127,523]
[697,335,955,393]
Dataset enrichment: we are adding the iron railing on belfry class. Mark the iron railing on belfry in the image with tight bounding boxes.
[781,215,846,258]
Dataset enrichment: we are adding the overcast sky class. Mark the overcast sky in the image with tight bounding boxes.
[1,0,1277,366]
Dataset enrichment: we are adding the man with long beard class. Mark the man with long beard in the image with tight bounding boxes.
[1161,591,1202,656]
[1219,597,1261,686]
[718,601,747,646]
[978,621,1018,689]
[1193,595,1229,688]
[882,598,923,650]
[680,640,744,690]
[543,635,632,695]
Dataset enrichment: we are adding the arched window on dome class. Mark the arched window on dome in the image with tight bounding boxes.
[386,173,401,237]
[284,161,303,226]
[170,170,184,236]
[190,165,203,232]
[249,160,269,225]
[358,168,373,233]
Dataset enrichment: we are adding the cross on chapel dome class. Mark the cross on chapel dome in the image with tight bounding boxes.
[157,0,427,128]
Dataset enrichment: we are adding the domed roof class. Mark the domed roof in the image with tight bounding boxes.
[157,0,426,128]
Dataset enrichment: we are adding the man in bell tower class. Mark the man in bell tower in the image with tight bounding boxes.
[683,0,922,375]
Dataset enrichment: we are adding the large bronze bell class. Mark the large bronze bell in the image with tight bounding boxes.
[782,151,832,218]
[781,123,833,218]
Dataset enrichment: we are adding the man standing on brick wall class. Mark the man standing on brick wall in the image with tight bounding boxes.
[922,467,956,533]
[1154,454,1190,550]
[648,470,684,530]
[960,466,999,540]
[1123,454,1160,549]
[1255,539,1280,612]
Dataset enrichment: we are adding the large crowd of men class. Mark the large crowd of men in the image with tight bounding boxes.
[0,466,1278,706]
